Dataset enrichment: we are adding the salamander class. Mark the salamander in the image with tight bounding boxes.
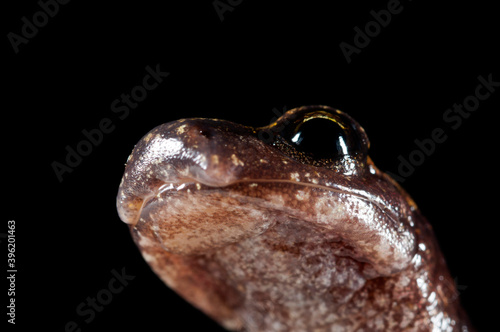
[116,105,473,331]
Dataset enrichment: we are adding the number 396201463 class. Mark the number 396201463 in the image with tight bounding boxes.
[7,220,15,269]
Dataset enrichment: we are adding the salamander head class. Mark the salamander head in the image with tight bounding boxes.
[116,106,471,331]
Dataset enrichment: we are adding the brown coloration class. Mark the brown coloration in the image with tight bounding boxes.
[117,106,474,331]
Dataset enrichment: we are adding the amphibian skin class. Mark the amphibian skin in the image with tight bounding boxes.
[116,106,473,331]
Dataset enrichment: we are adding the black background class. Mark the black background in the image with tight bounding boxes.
[4,1,499,331]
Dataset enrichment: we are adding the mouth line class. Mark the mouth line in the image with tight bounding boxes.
[160,177,368,198]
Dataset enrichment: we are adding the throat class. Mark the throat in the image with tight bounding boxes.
[208,221,465,331]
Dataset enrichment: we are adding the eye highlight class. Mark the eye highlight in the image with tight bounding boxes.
[279,110,367,162]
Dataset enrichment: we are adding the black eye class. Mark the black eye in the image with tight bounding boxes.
[279,110,367,161]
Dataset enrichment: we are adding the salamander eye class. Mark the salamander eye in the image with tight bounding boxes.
[280,110,367,161]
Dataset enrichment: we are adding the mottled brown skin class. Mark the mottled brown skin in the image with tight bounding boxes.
[117,106,474,331]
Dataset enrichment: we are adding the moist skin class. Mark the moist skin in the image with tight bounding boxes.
[117,106,474,331]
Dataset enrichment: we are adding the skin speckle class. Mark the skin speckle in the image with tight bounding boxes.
[142,252,158,264]
[211,154,219,165]
[295,190,309,201]
[231,154,245,166]
[176,124,188,134]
